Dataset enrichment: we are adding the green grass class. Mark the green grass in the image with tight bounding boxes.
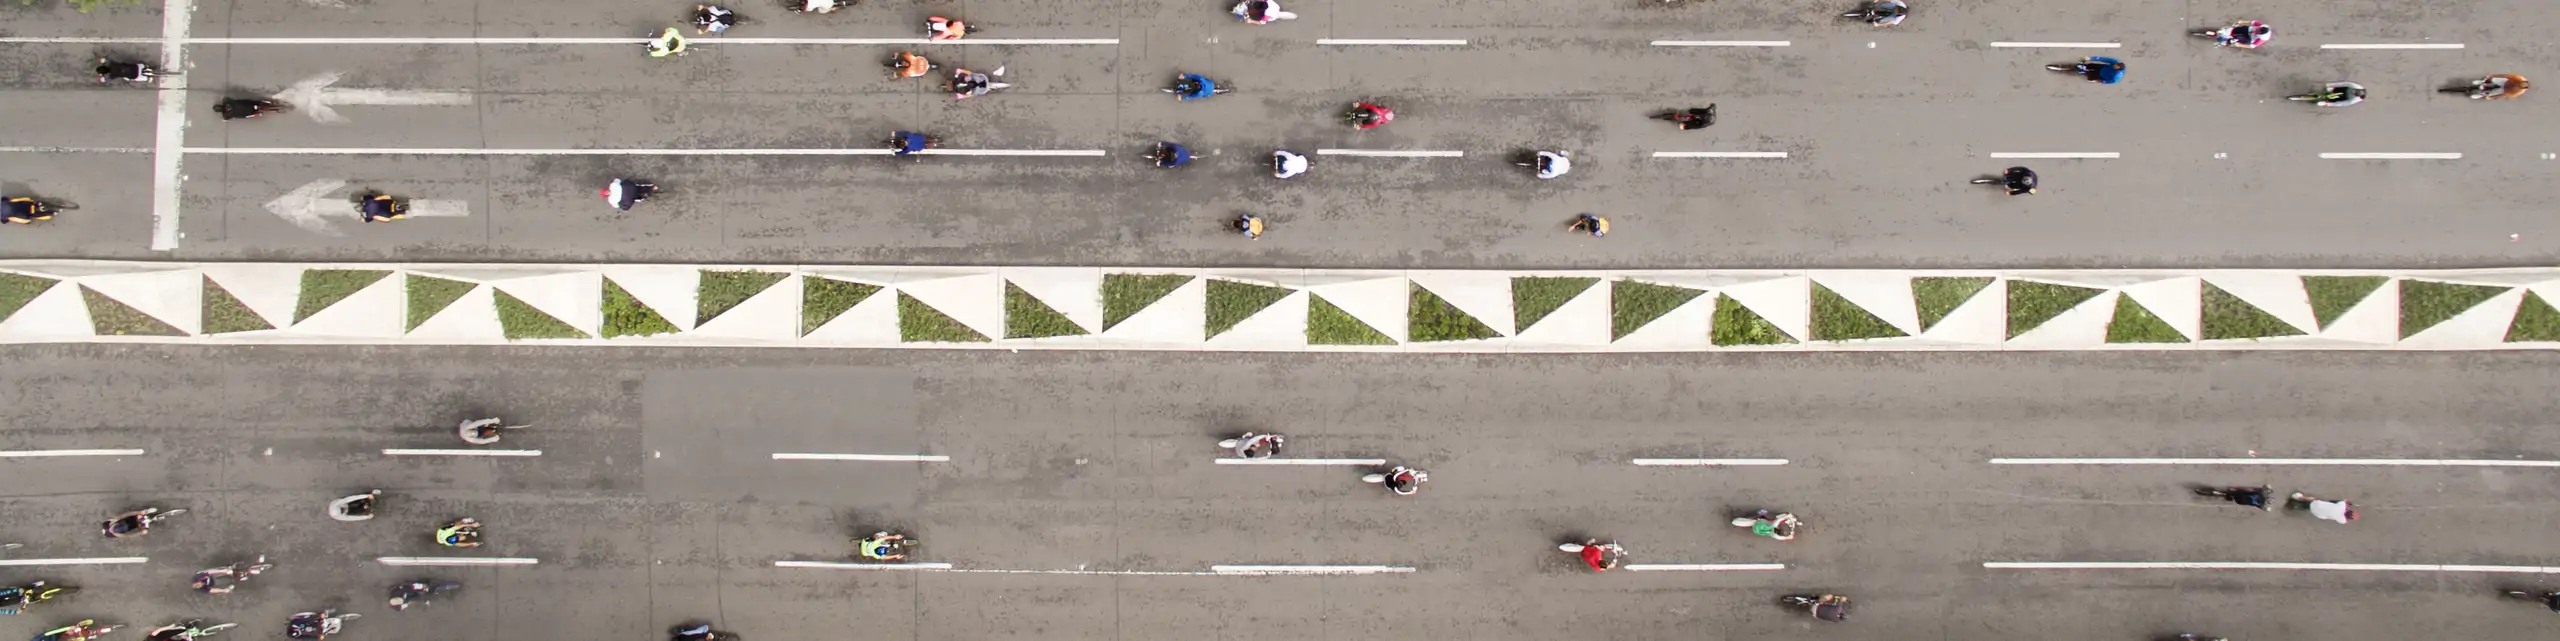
[1309,295,1395,345]
[900,292,989,342]
[800,277,882,337]
[1711,294,1797,346]
[2105,295,2188,343]
[2507,291,2560,343]
[1610,280,1705,341]
[1808,283,1905,341]
[697,270,788,326]
[1913,277,1994,332]
[405,275,476,332]
[80,286,182,336]
[21,0,145,13]
[1005,282,1088,339]
[2200,282,2305,340]
[601,278,680,338]
[2006,280,2103,338]
[2398,280,2508,339]
[0,273,61,324]
[1409,283,1499,342]
[1512,276,1598,333]
[494,290,589,339]
[200,276,273,334]
[1102,274,1193,331]
[2302,275,2388,330]
[1206,279,1292,338]
[294,269,391,324]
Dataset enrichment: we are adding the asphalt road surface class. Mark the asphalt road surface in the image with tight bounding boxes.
[0,345,2555,639]
[3,0,2558,268]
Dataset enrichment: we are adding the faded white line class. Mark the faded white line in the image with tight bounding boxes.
[1215,458,1389,466]
[381,448,543,457]
[1212,565,1415,575]
[147,0,195,251]
[1630,458,1789,467]
[0,557,149,567]
[2320,43,2464,50]
[775,561,956,570]
[1990,152,2120,159]
[1986,561,2557,573]
[377,557,540,566]
[0,36,1116,46]
[773,453,952,462]
[1317,39,1468,46]
[2321,152,2462,160]
[0,449,148,458]
[0,146,153,154]
[1315,150,1464,158]
[1990,41,2122,48]
[1652,151,1789,159]
[1991,457,2560,467]
[1624,563,1788,572]
[1650,40,1792,47]
[178,147,1104,157]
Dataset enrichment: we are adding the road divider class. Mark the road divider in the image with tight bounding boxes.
[1990,42,2121,48]
[1624,563,1787,572]
[1651,40,1791,47]
[1318,39,1467,46]
[1991,457,2560,467]
[1986,561,2559,573]
[0,557,149,567]
[382,449,542,457]
[378,557,540,566]
[2321,152,2462,160]
[2320,43,2463,50]
[1211,565,1415,575]
[773,453,951,462]
[1653,151,1789,159]
[0,449,146,458]
[1315,150,1464,158]
[1990,152,2120,159]
[1216,458,1389,466]
[1631,458,1788,467]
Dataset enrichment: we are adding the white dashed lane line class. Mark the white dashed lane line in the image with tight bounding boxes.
[1315,150,1464,158]
[1987,561,2560,573]
[377,557,540,566]
[2320,43,2463,50]
[2320,152,2463,160]
[381,448,543,457]
[1652,151,1789,159]
[1215,458,1390,466]
[0,449,147,458]
[773,453,951,462]
[1317,39,1468,46]
[0,557,150,567]
[1990,152,2119,159]
[1651,40,1791,47]
[1624,563,1788,572]
[1990,457,2560,467]
[1989,41,2121,48]
[1630,458,1789,467]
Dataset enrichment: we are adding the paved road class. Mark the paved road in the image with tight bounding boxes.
[1,345,2555,639]
[3,0,2558,268]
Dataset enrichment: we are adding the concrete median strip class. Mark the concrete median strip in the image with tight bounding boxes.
[9,260,2560,352]
[1986,561,2560,573]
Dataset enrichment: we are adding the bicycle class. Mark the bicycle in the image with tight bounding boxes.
[155,620,238,640]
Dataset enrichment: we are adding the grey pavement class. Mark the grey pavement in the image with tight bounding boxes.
[3,0,2560,268]
[1,345,2557,639]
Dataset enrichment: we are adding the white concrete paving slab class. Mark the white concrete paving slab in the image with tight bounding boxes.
[803,285,899,345]
[1511,279,1612,348]
[78,268,202,335]
[1004,267,1105,336]
[0,282,91,338]
[1207,289,1310,350]
[283,272,401,337]
[1306,275,1410,344]
[1719,276,1811,341]
[405,284,500,341]
[2120,277,2202,341]
[2008,290,2115,348]
[687,274,799,341]
[896,269,1004,341]
[1814,272,1922,336]
[1102,276,1206,344]
[1920,279,2007,345]
[599,266,703,330]
[197,264,305,330]
[492,271,603,337]
[2403,288,2526,347]
[2321,279,2401,344]
[2204,273,2319,336]
[1407,270,1517,337]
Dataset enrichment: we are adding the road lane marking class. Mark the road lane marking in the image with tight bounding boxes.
[381,449,543,457]
[1624,563,1788,572]
[1215,458,1389,466]
[2320,153,2462,160]
[1650,40,1791,47]
[775,561,956,570]
[1990,42,2121,48]
[1317,39,1468,46]
[0,557,150,567]
[1986,561,2557,573]
[0,36,1116,46]
[1630,458,1789,466]
[2320,43,2464,50]
[1990,457,2560,467]
[1212,565,1416,575]
[148,0,195,251]
[1653,151,1789,159]
[377,557,540,566]
[0,449,148,458]
[0,146,153,153]
[1990,152,2120,159]
[179,147,1107,157]
[772,453,951,462]
[1315,150,1465,158]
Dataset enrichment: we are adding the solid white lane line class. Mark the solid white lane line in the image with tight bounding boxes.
[775,561,956,570]
[0,36,1118,46]
[1215,458,1390,466]
[0,146,154,153]
[943,568,1221,576]
[1990,152,2120,159]
[2321,152,2462,160]
[1624,563,1788,572]
[1650,40,1791,47]
[1317,39,1468,46]
[381,448,543,457]
[148,0,195,251]
[0,557,150,567]
[377,557,540,566]
[1990,457,2560,467]
[180,147,1106,157]
[773,453,951,462]
[1985,561,2557,573]
[1630,458,1789,467]
[1314,150,1465,158]
[0,449,148,458]
[1652,151,1789,159]
[1212,565,1416,575]
[1990,42,2121,48]
[2320,43,2463,50]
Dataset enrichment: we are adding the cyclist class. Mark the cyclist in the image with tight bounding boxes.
[2309,81,2365,107]
[857,531,907,561]
[647,27,688,57]
[4,197,55,224]
[435,518,483,547]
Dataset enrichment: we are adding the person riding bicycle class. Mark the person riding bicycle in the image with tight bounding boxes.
[2312,81,2365,107]
[693,5,737,34]
[1348,102,1394,129]
[102,510,154,538]
[858,532,908,561]
[1807,594,1851,621]
[212,98,279,121]
[4,197,54,224]
[38,619,102,641]
[1671,105,1715,130]
[1571,214,1608,238]
[926,16,977,41]
[1272,150,1309,179]
[95,59,152,82]
[1528,151,1571,179]
[890,131,932,156]
[949,68,994,99]
[1998,166,2037,195]
[1154,142,1192,168]
[435,518,482,547]
[1173,73,1219,101]
[887,51,933,80]
[1861,0,1907,26]
[358,192,403,223]
[2212,20,2271,48]
[2072,57,2126,84]
[284,612,340,640]
[1234,214,1265,240]
[2470,74,2529,100]
[145,620,210,641]
[328,490,379,522]
[647,27,688,57]
[459,417,506,444]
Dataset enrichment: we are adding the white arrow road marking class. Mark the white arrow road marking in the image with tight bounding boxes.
[403,200,471,218]
[282,72,473,124]
[264,178,348,236]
